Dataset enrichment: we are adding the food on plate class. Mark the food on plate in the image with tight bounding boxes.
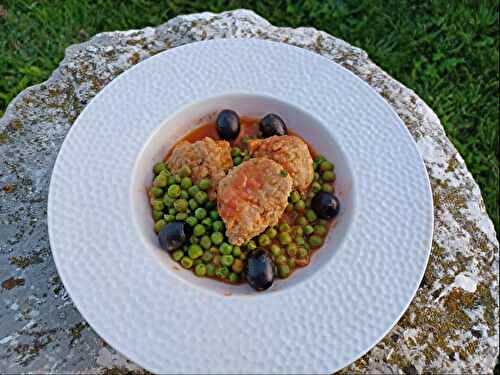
[217,157,293,246]
[148,110,340,291]
[248,135,314,192]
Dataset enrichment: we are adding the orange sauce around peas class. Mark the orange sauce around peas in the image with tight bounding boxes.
[167,116,334,278]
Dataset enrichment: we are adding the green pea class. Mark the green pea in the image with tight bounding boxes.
[212,255,221,266]
[288,258,296,269]
[290,191,301,203]
[168,208,176,215]
[322,183,334,193]
[278,264,291,278]
[172,250,184,262]
[151,199,164,211]
[306,198,312,207]
[314,224,327,236]
[167,175,177,186]
[233,156,242,165]
[294,226,304,236]
[297,247,308,259]
[194,207,207,219]
[181,256,193,269]
[258,234,271,247]
[315,155,326,163]
[164,214,175,223]
[153,161,167,174]
[319,160,334,172]
[163,195,174,207]
[173,199,188,212]
[193,224,206,236]
[152,210,163,220]
[295,200,306,210]
[245,239,257,250]
[276,255,288,265]
[286,203,294,213]
[287,243,298,257]
[188,198,198,210]
[231,147,241,157]
[212,220,224,232]
[221,255,234,267]
[295,236,306,246]
[305,209,317,222]
[153,174,168,188]
[179,176,191,190]
[271,244,281,257]
[278,232,292,245]
[211,232,224,245]
[279,223,291,232]
[198,179,211,191]
[308,235,323,247]
[311,182,322,193]
[209,246,220,255]
[175,212,188,221]
[200,235,212,250]
[239,253,247,261]
[194,191,208,205]
[202,251,213,263]
[179,165,191,177]
[243,155,251,161]
[188,185,200,197]
[154,219,166,233]
[205,201,216,210]
[181,190,190,199]
[202,217,212,226]
[241,135,250,144]
[220,243,233,255]
[206,263,215,276]
[266,227,277,239]
[296,216,308,226]
[189,235,199,244]
[185,216,198,226]
[209,210,220,220]
[215,266,229,279]
[194,263,207,277]
[304,225,314,235]
[232,246,242,257]
[322,171,335,182]
[232,259,244,273]
[314,172,321,181]
[228,272,240,283]
[188,244,203,259]
[150,187,163,198]
[167,184,181,198]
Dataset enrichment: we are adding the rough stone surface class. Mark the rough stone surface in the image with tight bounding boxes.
[0,9,498,374]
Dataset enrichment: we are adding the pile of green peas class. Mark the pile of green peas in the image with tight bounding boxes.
[149,153,335,284]
[149,161,247,283]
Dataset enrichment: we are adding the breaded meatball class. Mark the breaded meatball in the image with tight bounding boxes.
[166,137,233,199]
[248,135,314,192]
[217,157,293,245]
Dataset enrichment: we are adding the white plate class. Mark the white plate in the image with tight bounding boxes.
[48,39,433,373]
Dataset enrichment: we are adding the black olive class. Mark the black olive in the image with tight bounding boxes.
[216,109,240,140]
[311,192,340,220]
[158,221,191,252]
[245,248,275,291]
[259,114,288,137]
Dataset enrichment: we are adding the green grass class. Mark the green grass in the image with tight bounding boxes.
[0,0,498,232]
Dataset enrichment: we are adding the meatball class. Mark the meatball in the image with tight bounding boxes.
[166,137,233,199]
[217,158,293,245]
[248,135,314,192]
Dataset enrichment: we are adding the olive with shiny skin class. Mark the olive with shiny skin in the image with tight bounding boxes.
[245,248,275,291]
[311,192,340,220]
[259,114,288,137]
[216,109,240,140]
[158,221,191,252]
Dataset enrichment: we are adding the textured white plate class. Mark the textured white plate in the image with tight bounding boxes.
[48,39,433,374]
